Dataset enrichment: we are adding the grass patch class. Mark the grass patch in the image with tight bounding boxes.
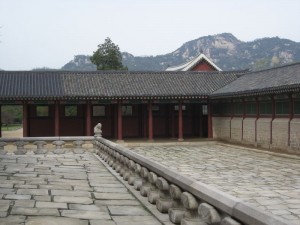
[1,124,22,131]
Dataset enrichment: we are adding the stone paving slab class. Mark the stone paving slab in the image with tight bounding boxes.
[129,143,300,224]
[0,152,161,225]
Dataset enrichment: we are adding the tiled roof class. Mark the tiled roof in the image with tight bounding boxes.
[0,71,239,100]
[211,63,300,98]
[166,54,222,71]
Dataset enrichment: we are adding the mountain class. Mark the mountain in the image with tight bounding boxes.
[61,33,300,71]
[61,55,96,71]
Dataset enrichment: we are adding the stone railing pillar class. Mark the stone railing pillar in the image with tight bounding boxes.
[33,141,47,154]
[168,184,186,224]
[147,172,160,204]
[14,141,28,155]
[133,163,143,190]
[156,177,173,213]
[140,167,151,197]
[127,160,137,185]
[180,192,201,224]
[52,141,65,154]
[73,140,84,154]
[198,203,221,225]
[0,142,7,155]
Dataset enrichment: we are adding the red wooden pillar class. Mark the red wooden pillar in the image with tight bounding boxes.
[229,99,233,139]
[270,96,275,145]
[288,95,294,146]
[208,101,213,138]
[117,102,123,141]
[0,104,2,138]
[23,102,28,137]
[0,105,2,137]
[242,98,245,140]
[178,101,183,141]
[148,101,153,141]
[255,97,259,143]
[86,102,91,136]
[54,101,60,136]
[143,105,147,138]
[171,104,175,138]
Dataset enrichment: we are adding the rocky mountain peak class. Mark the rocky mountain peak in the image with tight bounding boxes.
[60,33,300,71]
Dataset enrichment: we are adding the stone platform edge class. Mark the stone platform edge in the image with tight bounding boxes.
[95,136,294,225]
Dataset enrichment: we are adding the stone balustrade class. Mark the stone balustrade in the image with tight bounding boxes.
[94,136,291,225]
[0,136,94,155]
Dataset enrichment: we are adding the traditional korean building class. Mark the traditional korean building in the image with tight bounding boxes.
[0,70,240,139]
[165,53,222,72]
[211,63,300,152]
[0,61,299,153]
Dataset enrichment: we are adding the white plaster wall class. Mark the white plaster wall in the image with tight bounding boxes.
[290,118,300,153]
[231,117,243,141]
[243,118,256,143]
[257,118,272,148]
[212,117,230,139]
[271,118,289,149]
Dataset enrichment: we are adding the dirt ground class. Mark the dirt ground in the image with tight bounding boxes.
[1,128,23,138]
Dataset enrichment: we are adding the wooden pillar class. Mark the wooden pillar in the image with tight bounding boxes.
[199,104,203,137]
[208,101,213,138]
[23,102,28,137]
[229,99,233,139]
[54,101,60,136]
[242,98,245,140]
[171,104,175,138]
[0,104,2,138]
[86,102,91,136]
[143,105,147,138]
[117,102,123,141]
[148,101,153,141]
[255,97,259,143]
[288,95,294,146]
[270,96,275,145]
[178,101,183,141]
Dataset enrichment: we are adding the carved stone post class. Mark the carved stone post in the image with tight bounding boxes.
[147,172,160,204]
[122,158,131,180]
[33,141,47,154]
[0,142,7,155]
[115,154,123,173]
[180,192,201,225]
[133,163,143,190]
[94,123,102,137]
[156,177,173,213]
[119,156,129,177]
[140,167,151,197]
[168,184,186,224]
[73,140,84,154]
[52,140,65,154]
[198,203,221,225]
[112,152,121,170]
[127,160,137,185]
[14,141,28,155]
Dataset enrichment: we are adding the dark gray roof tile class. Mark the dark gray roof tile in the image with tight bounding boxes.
[211,63,300,98]
[0,71,239,100]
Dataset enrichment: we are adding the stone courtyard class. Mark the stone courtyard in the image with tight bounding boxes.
[0,152,161,225]
[128,143,300,224]
[0,140,299,224]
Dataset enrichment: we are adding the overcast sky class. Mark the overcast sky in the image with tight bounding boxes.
[0,0,299,70]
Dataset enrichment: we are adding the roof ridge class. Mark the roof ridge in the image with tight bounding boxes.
[241,61,300,75]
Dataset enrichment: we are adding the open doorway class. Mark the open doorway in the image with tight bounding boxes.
[1,105,23,138]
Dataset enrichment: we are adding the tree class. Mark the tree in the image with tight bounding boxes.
[90,37,127,70]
